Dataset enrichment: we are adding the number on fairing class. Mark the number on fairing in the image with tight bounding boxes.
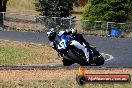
[58,40,66,49]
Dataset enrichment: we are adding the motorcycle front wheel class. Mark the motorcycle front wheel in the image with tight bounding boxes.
[94,54,105,66]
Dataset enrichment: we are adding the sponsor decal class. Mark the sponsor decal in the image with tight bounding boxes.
[76,67,131,85]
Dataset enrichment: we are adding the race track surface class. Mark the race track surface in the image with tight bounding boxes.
[0,30,132,67]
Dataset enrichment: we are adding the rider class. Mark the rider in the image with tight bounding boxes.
[47,28,92,63]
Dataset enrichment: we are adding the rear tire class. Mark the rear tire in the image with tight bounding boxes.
[67,47,89,66]
[62,58,74,66]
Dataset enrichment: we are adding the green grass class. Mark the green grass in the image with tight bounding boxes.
[0,47,30,65]
[0,79,132,88]
[0,40,60,66]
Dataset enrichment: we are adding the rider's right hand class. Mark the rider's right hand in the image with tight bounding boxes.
[71,28,77,34]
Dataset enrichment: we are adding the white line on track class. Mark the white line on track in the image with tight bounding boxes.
[101,53,114,61]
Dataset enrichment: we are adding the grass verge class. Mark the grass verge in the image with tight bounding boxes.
[0,40,61,66]
[0,47,29,65]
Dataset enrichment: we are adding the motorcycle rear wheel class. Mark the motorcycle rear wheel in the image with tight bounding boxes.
[68,46,89,66]
[62,58,74,66]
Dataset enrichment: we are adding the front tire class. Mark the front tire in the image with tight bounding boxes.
[95,55,105,66]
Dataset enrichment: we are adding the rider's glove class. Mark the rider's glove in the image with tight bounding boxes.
[71,28,77,34]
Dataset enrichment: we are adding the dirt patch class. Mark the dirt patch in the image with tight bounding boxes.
[0,70,76,81]
[0,69,132,81]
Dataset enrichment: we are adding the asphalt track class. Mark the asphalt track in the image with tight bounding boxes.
[0,30,132,67]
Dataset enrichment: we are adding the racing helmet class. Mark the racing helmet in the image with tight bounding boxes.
[47,28,56,41]
[65,28,77,34]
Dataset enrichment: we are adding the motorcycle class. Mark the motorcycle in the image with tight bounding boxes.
[47,26,105,66]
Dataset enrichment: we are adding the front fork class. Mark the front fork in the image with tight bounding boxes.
[87,46,99,63]
[90,48,101,63]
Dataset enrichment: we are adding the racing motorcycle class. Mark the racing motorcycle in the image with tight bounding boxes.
[47,26,105,66]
